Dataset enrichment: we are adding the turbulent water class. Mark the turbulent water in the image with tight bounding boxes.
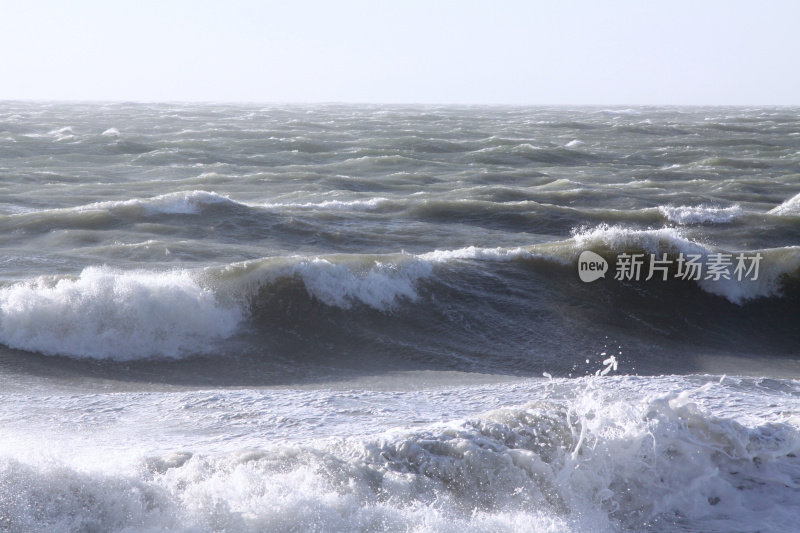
[0,102,799,532]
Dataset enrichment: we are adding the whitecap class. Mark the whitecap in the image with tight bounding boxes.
[768,192,800,216]
[261,197,390,211]
[0,266,242,360]
[659,204,743,224]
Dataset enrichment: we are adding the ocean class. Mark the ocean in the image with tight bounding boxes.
[0,102,798,532]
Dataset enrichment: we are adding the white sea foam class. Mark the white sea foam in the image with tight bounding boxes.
[267,244,555,310]
[768,191,800,216]
[1,236,794,363]
[0,266,242,360]
[571,225,797,303]
[231,245,544,314]
[235,255,434,312]
[81,190,237,215]
[0,377,797,532]
[283,235,796,308]
[659,204,743,224]
[599,108,641,116]
[295,258,430,310]
[418,245,538,263]
[701,245,800,304]
[0,247,513,360]
[11,191,240,219]
[234,243,556,314]
[261,197,390,211]
[572,224,708,257]
[48,126,76,141]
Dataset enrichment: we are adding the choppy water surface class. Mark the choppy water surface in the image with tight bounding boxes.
[0,103,798,532]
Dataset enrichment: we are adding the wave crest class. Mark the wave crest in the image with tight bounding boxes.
[659,204,742,225]
[81,190,237,215]
[768,192,800,216]
[570,225,799,303]
[1,235,798,360]
[260,197,391,211]
[0,266,242,360]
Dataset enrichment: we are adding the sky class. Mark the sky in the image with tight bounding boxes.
[1,0,798,105]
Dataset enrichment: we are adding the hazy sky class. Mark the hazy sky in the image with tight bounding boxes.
[1,0,798,105]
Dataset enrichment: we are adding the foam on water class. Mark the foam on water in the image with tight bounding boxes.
[418,245,540,263]
[288,256,432,310]
[658,204,743,224]
[768,191,800,216]
[2,233,798,360]
[223,245,558,315]
[48,126,76,141]
[5,190,240,221]
[12,192,396,223]
[0,254,438,359]
[2,102,800,531]
[261,197,391,211]
[570,224,798,304]
[1,377,798,532]
[0,266,242,360]
[571,224,707,256]
[81,190,238,215]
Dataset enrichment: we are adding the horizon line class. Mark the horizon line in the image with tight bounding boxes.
[1,98,798,108]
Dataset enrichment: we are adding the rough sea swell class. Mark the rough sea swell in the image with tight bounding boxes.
[1,227,798,374]
[1,103,800,532]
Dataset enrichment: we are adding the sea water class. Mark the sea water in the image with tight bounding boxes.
[0,103,798,532]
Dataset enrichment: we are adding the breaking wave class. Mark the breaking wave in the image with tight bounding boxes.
[1,379,798,532]
[571,224,800,304]
[768,191,800,216]
[0,267,242,360]
[0,226,798,361]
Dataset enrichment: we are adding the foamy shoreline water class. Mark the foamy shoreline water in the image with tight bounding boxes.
[2,375,798,532]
